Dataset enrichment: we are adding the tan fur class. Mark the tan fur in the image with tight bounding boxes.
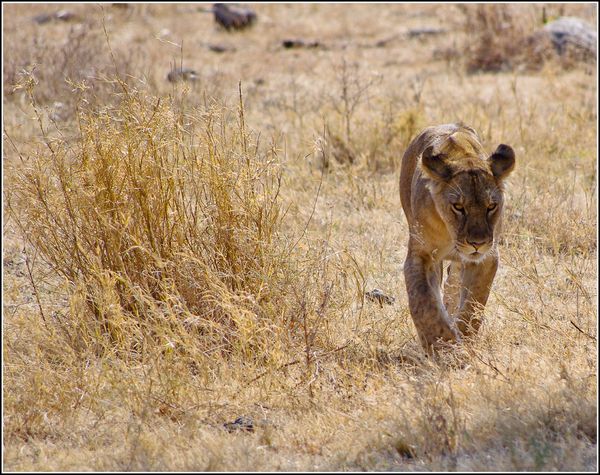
[399,123,515,353]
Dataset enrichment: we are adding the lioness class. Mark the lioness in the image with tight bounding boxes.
[399,123,515,353]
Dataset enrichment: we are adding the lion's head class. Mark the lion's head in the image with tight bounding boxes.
[420,132,515,262]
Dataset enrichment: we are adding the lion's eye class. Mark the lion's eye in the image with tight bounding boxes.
[487,203,497,212]
[452,203,464,213]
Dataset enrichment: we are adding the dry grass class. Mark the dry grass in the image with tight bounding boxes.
[2,2,597,472]
[461,3,544,73]
[461,3,596,73]
[7,79,295,362]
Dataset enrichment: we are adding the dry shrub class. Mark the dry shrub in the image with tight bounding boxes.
[361,106,427,173]
[461,4,539,73]
[315,102,427,174]
[6,81,302,366]
[314,125,356,171]
[324,58,383,145]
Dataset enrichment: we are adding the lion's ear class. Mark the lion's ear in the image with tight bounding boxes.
[489,144,515,179]
[421,146,453,181]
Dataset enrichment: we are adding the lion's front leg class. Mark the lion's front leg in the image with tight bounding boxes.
[443,261,462,316]
[455,252,499,337]
[404,249,461,353]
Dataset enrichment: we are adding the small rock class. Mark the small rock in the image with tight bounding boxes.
[212,3,257,31]
[372,34,400,48]
[33,13,53,24]
[365,289,395,307]
[167,68,199,83]
[407,27,446,38]
[282,39,322,49]
[55,10,77,22]
[543,17,596,59]
[33,10,77,24]
[224,416,254,433]
[207,43,236,53]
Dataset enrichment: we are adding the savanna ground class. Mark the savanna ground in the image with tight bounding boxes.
[2,2,598,471]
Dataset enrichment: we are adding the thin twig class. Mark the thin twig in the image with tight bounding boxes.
[466,347,510,383]
[570,320,596,340]
[245,358,302,385]
[23,247,49,330]
[3,127,26,164]
[286,162,325,257]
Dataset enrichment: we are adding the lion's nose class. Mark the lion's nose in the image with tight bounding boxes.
[467,239,488,250]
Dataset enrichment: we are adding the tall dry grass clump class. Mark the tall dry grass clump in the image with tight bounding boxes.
[461,4,530,72]
[461,3,550,73]
[7,81,299,367]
